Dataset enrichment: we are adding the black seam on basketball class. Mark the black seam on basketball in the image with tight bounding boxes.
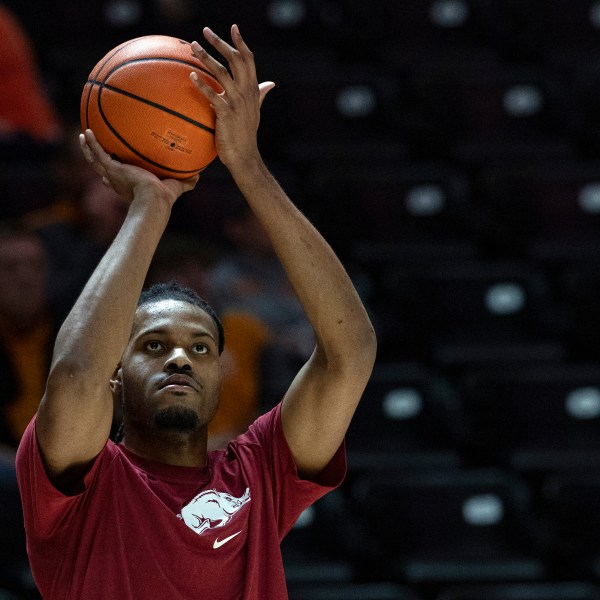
[86,38,143,127]
[106,56,219,85]
[96,85,208,175]
[87,77,216,135]
[84,82,92,130]
[91,38,144,82]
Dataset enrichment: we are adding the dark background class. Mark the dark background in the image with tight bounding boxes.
[5,1,600,599]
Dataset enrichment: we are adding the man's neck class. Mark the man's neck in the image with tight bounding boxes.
[122,428,209,468]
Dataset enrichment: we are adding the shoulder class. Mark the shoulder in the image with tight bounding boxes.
[216,403,287,480]
[229,403,283,451]
[17,416,119,497]
[225,403,346,488]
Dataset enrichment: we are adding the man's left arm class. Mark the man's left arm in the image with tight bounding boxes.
[239,162,377,478]
[191,25,377,477]
[192,25,376,476]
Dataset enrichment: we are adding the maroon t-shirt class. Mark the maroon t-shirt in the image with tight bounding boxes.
[16,403,345,599]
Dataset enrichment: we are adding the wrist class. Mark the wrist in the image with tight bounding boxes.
[221,143,263,170]
[130,186,173,217]
[224,152,266,182]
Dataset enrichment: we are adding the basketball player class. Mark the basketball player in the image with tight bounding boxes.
[16,25,376,599]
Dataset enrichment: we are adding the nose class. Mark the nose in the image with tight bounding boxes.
[164,347,192,372]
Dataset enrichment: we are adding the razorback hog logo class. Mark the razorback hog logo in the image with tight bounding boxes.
[178,488,251,535]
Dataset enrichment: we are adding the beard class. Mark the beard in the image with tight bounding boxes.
[154,405,199,432]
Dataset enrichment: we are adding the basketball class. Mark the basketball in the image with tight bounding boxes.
[80,35,223,179]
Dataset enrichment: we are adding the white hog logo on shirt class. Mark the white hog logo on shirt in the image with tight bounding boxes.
[178,488,251,535]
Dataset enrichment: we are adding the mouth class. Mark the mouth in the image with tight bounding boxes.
[158,374,199,392]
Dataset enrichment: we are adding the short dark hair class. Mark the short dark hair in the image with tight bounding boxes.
[137,281,225,354]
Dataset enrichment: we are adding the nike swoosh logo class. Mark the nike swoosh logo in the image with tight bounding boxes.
[213,531,242,549]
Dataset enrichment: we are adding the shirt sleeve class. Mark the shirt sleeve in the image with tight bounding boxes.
[234,402,346,540]
[15,417,111,539]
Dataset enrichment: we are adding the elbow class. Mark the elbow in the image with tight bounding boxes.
[47,354,87,381]
[362,324,378,372]
[44,359,84,400]
[324,322,377,378]
[356,312,378,363]
[353,321,378,381]
[45,354,105,393]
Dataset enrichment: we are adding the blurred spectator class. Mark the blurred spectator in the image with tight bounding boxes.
[0,123,91,229]
[207,203,314,405]
[209,311,269,449]
[146,233,220,307]
[0,223,55,454]
[0,222,44,597]
[146,233,270,449]
[23,168,129,321]
[22,122,99,222]
[0,176,129,451]
[0,3,62,144]
[79,177,130,248]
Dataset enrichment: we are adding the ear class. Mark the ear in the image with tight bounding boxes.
[109,364,123,396]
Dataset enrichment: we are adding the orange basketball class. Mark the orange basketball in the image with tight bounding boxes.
[80,35,223,179]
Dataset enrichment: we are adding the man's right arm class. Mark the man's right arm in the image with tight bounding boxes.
[34,131,196,490]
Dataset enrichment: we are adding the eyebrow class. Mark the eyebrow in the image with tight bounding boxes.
[136,328,216,343]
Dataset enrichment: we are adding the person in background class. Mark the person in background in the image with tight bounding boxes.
[0,4,62,144]
[208,201,315,407]
[0,223,55,454]
[25,163,130,322]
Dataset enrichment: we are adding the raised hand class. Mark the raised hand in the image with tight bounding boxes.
[189,25,275,170]
[79,129,199,205]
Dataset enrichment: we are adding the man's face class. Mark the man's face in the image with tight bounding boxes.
[118,299,222,435]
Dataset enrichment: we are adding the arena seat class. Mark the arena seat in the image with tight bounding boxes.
[345,362,462,472]
[347,468,546,584]
[558,262,600,360]
[289,581,423,600]
[282,490,354,587]
[475,162,600,260]
[542,471,600,580]
[436,581,600,600]
[373,259,565,366]
[459,363,600,472]
[305,163,473,257]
